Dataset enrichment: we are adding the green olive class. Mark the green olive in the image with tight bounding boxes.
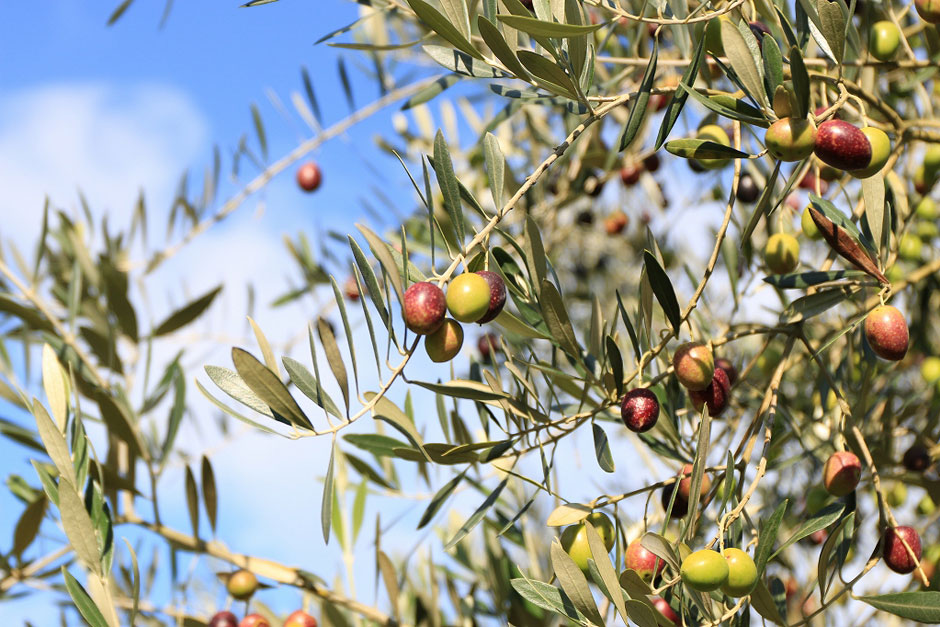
[898,233,923,261]
[869,21,901,61]
[801,206,823,240]
[764,233,800,274]
[680,549,729,592]
[446,273,491,323]
[696,125,732,170]
[560,512,616,571]
[721,548,758,597]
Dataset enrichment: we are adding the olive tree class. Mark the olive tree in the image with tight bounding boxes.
[2,0,940,625]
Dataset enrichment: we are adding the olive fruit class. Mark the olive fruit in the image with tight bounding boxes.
[625,538,665,581]
[696,125,732,170]
[425,319,463,363]
[802,206,823,240]
[239,615,270,627]
[477,333,500,361]
[227,570,258,601]
[715,358,738,386]
[402,282,446,335]
[209,612,239,627]
[869,21,901,61]
[918,495,937,516]
[814,120,872,171]
[915,197,938,220]
[736,174,760,203]
[764,233,800,274]
[851,127,891,179]
[689,366,731,416]
[864,305,909,361]
[474,271,507,323]
[915,0,940,23]
[446,273,491,323]
[721,548,758,597]
[284,610,319,627]
[882,526,922,574]
[296,162,322,192]
[621,388,660,432]
[887,482,908,508]
[678,463,712,500]
[343,276,360,301]
[620,164,642,186]
[560,512,616,571]
[765,118,817,161]
[643,153,661,172]
[681,549,729,592]
[899,233,923,261]
[605,210,629,235]
[922,357,940,384]
[823,451,862,496]
[903,444,931,472]
[651,597,680,625]
[672,342,715,391]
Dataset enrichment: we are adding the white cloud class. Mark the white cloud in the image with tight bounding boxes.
[0,82,207,244]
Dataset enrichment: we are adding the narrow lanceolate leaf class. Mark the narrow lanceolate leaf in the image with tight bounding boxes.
[585,523,628,622]
[754,500,788,575]
[356,224,404,305]
[762,35,784,100]
[401,74,461,110]
[808,207,888,284]
[122,539,140,625]
[620,39,658,151]
[539,280,580,357]
[656,24,706,148]
[422,45,505,78]
[432,130,466,245]
[525,216,547,291]
[63,569,110,627]
[550,541,605,626]
[152,286,222,337]
[721,19,769,108]
[161,364,185,462]
[42,344,69,429]
[859,591,940,622]
[496,14,602,38]
[201,455,218,534]
[780,288,853,324]
[862,175,886,254]
[231,348,313,430]
[366,393,430,461]
[816,0,845,63]
[12,496,46,557]
[321,442,335,544]
[282,356,343,419]
[516,51,579,99]
[438,0,471,40]
[58,476,102,574]
[751,579,788,625]
[184,465,199,538]
[248,316,280,377]
[31,401,73,481]
[546,502,591,526]
[643,251,681,336]
[665,138,751,160]
[406,0,483,60]
[640,532,680,570]
[592,424,614,472]
[510,577,585,622]
[789,46,810,119]
[478,16,529,80]
[772,502,845,559]
[445,476,508,548]
[377,550,401,619]
[483,132,505,210]
[316,317,350,415]
[763,270,868,288]
[418,473,463,529]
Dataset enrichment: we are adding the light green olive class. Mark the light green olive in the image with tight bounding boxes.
[680,549,729,592]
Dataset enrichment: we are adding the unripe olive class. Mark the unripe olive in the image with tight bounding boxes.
[802,206,823,240]
[721,548,758,597]
[765,118,817,162]
[886,482,908,508]
[425,319,463,363]
[869,21,901,61]
[916,0,940,25]
[764,233,800,274]
[921,357,940,384]
[680,549,729,591]
[227,570,258,601]
[851,127,892,179]
[560,512,616,571]
[915,197,938,220]
[284,609,319,627]
[696,125,732,170]
[446,273,491,323]
[402,282,446,335]
[899,233,923,261]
